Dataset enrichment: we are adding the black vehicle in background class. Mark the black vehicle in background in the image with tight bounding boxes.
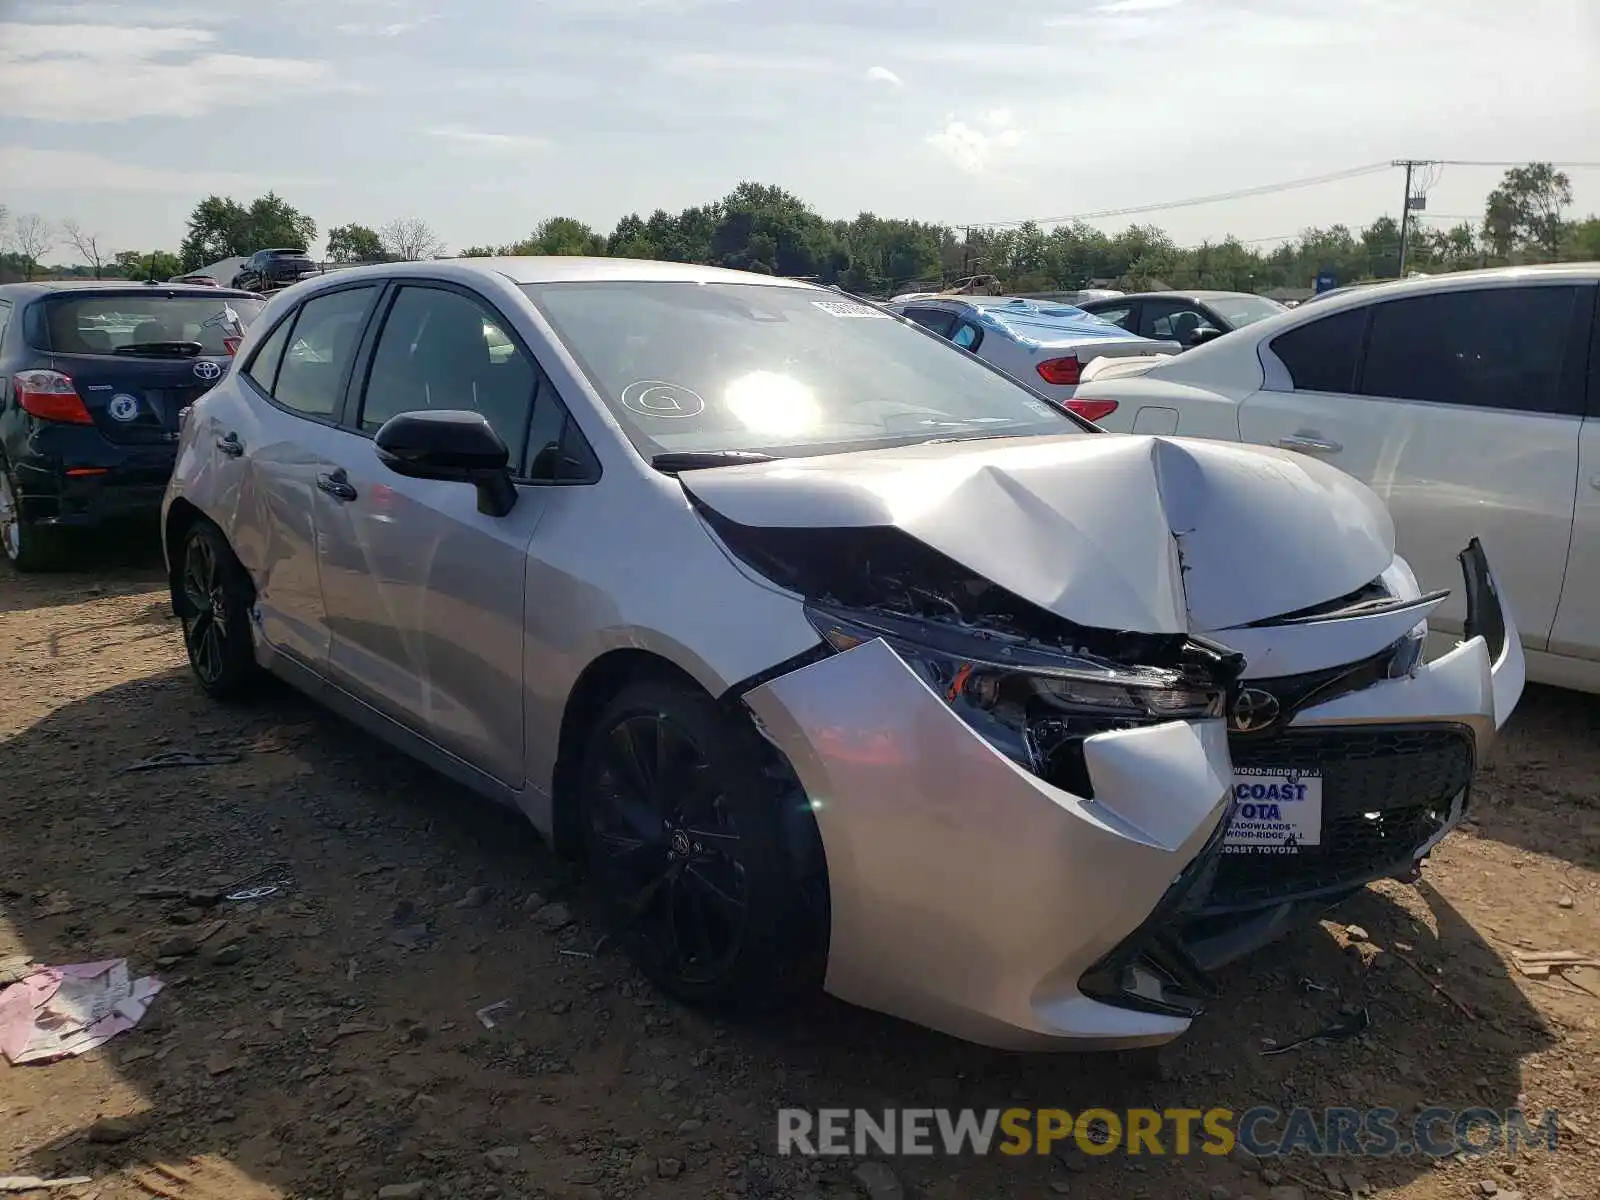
[0,281,266,570]
[230,248,320,293]
[1077,290,1288,348]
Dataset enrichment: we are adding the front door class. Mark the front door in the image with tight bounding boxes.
[1237,284,1592,646]
[314,282,546,786]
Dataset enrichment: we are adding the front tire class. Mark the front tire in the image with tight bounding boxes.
[578,679,827,1010]
[178,519,262,701]
[0,463,60,573]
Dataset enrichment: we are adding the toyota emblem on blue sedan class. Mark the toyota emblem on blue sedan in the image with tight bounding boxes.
[193,360,222,381]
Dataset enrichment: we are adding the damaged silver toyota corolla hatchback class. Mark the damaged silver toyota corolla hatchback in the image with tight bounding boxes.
[161,258,1523,1050]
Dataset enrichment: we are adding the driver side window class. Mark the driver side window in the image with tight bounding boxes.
[360,285,537,462]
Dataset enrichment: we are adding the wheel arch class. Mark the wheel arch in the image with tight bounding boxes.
[164,499,254,618]
[548,644,831,899]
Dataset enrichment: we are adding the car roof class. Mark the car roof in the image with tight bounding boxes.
[295,256,829,290]
[0,280,261,301]
[1086,290,1271,303]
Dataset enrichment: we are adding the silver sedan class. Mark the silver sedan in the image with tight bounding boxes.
[161,257,1522,1050]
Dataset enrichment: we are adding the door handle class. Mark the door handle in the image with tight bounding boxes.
[1277,434,1343,454]
[215,432,244,458]
[1590,473,1600,491]
[315,470,358,502]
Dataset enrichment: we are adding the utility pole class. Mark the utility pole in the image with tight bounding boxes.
[1393,159,1435,278]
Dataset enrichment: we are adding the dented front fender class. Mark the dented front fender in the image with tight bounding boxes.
[743,637,1232,1051]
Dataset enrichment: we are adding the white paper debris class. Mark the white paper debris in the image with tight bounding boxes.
[0,959,164,1065]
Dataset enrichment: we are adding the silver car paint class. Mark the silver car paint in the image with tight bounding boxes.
[677,433,1395,636]
[746,638,1228,1050]
[164,257,1522,1051]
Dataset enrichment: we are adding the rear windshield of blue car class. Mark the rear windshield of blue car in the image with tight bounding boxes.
[35,292,267,357]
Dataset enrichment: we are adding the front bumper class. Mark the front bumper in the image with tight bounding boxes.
[741,544,1523,1050]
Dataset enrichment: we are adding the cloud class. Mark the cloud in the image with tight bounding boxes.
[427,127,552,153]
[0,145,319,193]
[866,65,904,86]
[926,109,1023,173]
[0,23,337,121]
[1095,0,1191,10]
[657,51,839,75]
[335,12,441,36]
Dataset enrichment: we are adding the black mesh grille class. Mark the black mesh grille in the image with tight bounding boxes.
[1196,724,1475,912]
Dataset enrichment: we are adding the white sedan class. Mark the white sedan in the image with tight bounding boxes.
[888,295,1178,419]
[1074,264,1600,692]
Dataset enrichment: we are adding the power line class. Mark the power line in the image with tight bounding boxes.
[1433,159,1600,169]
[962,162,1393,229]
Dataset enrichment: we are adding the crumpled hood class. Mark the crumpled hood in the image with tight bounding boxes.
[680,434,1396,635]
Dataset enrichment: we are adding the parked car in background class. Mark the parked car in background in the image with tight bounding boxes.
[169,274,222,287]
[1077,290,1288,347]
[0,281,265,569]
[887,295,1178,420]
[162,256,1520,1052]
[230,248,320,293]
[1073,264,1600,692]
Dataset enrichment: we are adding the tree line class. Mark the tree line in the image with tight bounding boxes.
[3,163,1595,295]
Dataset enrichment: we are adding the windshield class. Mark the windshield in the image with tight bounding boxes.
[520,282,1079,459]
[39,293,266,356]
[1205,294,1287,328]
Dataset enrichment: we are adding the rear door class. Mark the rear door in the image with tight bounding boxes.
[1237,283,1592,646]
[227,283,380,669]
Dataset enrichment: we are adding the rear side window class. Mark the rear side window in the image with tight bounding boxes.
[0,300,11,346]
[37,293,266,357]
[1269,308,1365,393]
[1089,303,1133,328]
[270,287,375,418]
[1359,287,1582,415]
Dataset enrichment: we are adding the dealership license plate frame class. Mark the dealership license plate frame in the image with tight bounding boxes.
[1224,766,1324,854]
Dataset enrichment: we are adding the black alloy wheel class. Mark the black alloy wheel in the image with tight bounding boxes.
[179,520,260,700]
[579,680,827,1009]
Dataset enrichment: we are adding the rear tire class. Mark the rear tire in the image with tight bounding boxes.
[178,519,262,701]
[0,463,60,573]
[578,679,828,1011]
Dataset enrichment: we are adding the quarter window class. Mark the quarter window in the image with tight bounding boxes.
[271,287,376,418]
[904,307,958,338]
[1269,308,1365,394]
[1358,287,1582,415]
[360,285,536,461]
[244,317,292,394]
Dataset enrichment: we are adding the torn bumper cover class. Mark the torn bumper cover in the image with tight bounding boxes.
[741,542,1522,1051]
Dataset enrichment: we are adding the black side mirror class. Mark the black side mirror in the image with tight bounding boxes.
[374,409,517,517]
[1187,325,1225,347]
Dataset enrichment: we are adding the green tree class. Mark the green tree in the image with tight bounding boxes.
[326,223,385,263]
[111,249,184,279]
[507,217,606,256]
[179,192,316,270]
[1483,163,1573,261]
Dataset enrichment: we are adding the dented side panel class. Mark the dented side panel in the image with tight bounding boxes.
[744,638,1231,1050]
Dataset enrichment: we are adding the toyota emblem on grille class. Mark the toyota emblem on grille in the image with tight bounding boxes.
[1228,687,1281,734]
[193,360,222,381]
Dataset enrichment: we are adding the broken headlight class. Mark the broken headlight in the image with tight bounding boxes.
[805,603,1227,795]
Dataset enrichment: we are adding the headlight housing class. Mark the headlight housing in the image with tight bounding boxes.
[805,603,1228,796]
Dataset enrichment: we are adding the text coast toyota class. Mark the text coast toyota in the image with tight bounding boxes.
[161,258,1523,1049]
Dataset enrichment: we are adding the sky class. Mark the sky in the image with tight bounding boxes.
[0,0,1597,263]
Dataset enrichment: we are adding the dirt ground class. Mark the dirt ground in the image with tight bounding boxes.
[2,541,1598,1200]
